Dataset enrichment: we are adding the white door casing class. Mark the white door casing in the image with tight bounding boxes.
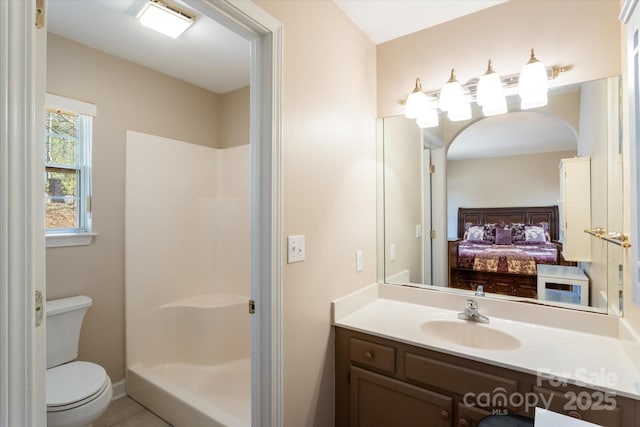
[0,0,47,426]
[190,2,283,425]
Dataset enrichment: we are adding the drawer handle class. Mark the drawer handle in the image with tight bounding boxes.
[364,351,375,360]
[567,410,582,420]
[458,419,469,427]
[440,410,449,420]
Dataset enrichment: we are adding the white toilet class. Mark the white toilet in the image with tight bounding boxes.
[46,296,112,427]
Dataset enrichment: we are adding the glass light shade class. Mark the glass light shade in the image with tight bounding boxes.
[439,69,465,112]
[405,90,428,119]
[447,99,472,122]
[482,96,508,116]
[416,107,439,128]
[137,1,194,38]
[519,49,548,109]
[477,60,505,108]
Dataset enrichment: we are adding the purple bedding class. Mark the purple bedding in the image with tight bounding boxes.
[457,241,558,275]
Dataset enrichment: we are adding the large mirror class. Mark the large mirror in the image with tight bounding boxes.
[379,75,623,315]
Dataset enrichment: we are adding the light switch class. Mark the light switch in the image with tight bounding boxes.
[287,235,305,263]
[356,250,363,272]
[416,224,422,238]
[390,243,396,261]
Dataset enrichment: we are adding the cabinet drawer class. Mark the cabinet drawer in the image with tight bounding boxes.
[405,353,518,399]
[349,337,395,374]
[533,386,622,427]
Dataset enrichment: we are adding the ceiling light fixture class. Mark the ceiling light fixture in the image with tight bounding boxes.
[402,50,568,128]
[137,0,195,39]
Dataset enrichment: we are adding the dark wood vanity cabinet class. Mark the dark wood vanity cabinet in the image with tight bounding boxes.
[335,327,638,427]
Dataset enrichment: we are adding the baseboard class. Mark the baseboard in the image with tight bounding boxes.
[111,379,127,400]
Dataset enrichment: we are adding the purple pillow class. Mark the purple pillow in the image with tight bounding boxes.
[483,223,497,243]
[495,227,512,245]
[524,225,546,244]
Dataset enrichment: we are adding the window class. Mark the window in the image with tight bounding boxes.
[44,94,96,247]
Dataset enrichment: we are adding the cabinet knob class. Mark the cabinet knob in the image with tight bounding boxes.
[364,351,374,360]
[567,410,582,420]
[440,410,449,420]
[458,419,469,427]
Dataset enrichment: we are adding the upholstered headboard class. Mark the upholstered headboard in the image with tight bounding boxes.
[457,206,560,241]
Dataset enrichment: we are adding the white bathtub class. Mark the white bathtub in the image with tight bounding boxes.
[126,293,251,427]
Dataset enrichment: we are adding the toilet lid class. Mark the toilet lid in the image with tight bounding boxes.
[46,361,107,408]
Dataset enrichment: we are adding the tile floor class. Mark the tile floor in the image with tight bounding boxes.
[94,396,172,427]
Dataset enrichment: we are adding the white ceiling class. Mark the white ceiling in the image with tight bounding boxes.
[47,0,250,94]
[334,0,508,44]
[47,0,507,94]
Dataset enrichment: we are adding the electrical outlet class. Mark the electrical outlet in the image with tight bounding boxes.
[287,235,305,263]
[356,250,363,272]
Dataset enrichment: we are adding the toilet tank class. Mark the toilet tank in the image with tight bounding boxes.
[46,295,92,369]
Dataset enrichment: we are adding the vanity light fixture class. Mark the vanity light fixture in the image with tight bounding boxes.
[136,0,195,39]
[402,49,569,128]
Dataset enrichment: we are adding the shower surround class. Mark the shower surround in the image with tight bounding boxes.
[125,131,250,427]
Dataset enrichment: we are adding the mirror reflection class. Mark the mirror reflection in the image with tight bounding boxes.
[381,76,623,315]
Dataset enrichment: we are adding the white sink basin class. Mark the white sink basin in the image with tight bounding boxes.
[420,320,521,351]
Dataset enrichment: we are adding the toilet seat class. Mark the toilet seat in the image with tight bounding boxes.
[46,361,109,411]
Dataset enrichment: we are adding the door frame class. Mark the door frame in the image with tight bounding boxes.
[0,0,47,426]
[185,2,283,425]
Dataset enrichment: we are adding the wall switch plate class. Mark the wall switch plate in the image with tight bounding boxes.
[356,250,363,272]
[390,243,396,261]
[287,235,305,263]
[415,224,422,238]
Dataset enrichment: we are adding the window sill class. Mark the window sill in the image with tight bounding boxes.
[46,232,97,248]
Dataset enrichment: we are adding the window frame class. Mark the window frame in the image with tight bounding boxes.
[44,94,97,247]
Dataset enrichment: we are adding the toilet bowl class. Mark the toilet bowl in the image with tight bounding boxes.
[46,296,112,427]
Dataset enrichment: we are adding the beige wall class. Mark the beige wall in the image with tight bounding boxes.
[377,0,621,118]
[220,85,250,148]
[382,116,423,283]
[45,34,248,383]
[447,150,576,238]
[254,1,377,425]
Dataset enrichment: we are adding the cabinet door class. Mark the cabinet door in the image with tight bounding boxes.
[457,403,491,427]
[350,366,452,427]
[560,157,591,262]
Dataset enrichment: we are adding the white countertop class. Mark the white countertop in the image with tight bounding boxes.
[333,284,640,400]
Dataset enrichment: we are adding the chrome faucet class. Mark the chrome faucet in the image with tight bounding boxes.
[475,285,485,297]
[458,299,489,323]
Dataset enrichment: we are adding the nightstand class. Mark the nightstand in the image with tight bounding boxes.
[537,264,589,305]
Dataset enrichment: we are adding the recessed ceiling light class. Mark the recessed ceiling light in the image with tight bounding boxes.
[136,0,195,39]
